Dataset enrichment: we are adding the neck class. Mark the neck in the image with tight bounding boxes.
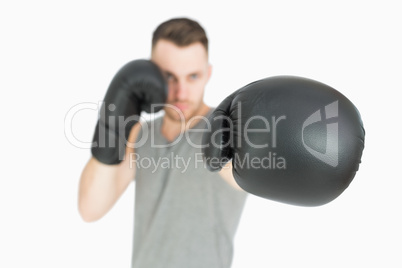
[161,103,210,142]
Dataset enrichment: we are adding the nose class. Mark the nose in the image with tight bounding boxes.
[171,79,188,101]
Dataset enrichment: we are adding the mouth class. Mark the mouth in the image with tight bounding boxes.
[172,103,189,111]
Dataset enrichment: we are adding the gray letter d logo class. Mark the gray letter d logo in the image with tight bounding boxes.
[302,101,338,167]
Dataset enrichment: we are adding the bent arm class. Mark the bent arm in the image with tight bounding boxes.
[218,161,244,192]
[78,123,141,222]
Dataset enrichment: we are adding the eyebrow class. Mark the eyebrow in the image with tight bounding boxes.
[164,71,174,77]
[164,70,202,77]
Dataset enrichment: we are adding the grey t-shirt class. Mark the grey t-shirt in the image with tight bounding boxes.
[131,110,248,268]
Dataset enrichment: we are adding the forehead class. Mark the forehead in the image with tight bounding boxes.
[151,39,208,75]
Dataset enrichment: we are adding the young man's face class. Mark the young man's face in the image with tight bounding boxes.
[151,39,212,122]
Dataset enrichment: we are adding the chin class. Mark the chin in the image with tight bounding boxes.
[165,107,194,122]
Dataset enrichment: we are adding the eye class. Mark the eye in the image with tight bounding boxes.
[189,74,198,80]
[165,73,175,81]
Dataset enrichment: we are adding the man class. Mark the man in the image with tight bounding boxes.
[79,18,247,268]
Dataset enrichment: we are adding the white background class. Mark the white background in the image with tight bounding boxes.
[1,0,401,267]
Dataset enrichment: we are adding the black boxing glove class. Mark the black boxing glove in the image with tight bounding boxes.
[91,60,167,164]
[202,76,365,206]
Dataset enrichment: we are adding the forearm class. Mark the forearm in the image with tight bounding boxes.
[218,161,244,192]
[78,157,133,222]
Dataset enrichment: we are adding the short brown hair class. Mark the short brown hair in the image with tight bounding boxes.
[152,18,208,53]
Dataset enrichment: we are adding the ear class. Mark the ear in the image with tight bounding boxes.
[207,63,212,81]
